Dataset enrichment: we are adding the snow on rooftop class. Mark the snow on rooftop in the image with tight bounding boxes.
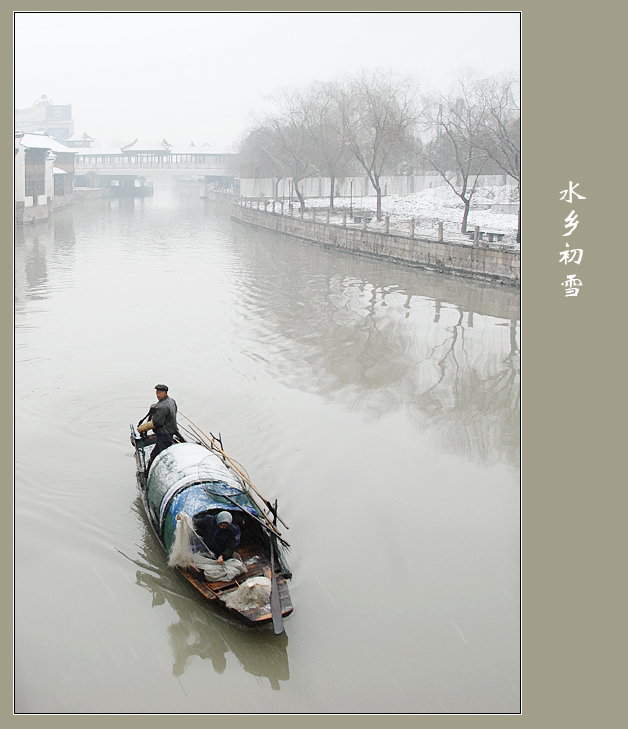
[74,145,125,156]
[169,145,232,156]
[71,140,236,157]
[121,140,171,152]
[17,133,76,154]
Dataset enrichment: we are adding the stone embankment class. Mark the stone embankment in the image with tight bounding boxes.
[15,187,111,225]
[224,195,520,287]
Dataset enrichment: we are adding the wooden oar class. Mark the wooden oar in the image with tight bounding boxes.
[269,536,284,635]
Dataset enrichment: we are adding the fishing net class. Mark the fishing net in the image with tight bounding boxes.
[168,512,198,568]
[222,576,271,611]
[194,553,247,582]
[168,512,247,582]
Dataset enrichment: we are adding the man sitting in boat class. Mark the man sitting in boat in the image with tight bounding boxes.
[137,384,179,471]
[192,510,241,564]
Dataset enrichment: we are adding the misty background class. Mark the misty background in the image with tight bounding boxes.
[14,12,520,148]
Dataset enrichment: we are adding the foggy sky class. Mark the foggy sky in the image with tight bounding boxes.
[14,12,520,149]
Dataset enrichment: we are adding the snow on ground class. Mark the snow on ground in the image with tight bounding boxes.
[296,185,520,249]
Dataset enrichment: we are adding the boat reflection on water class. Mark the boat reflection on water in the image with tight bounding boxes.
[127,497,290,689]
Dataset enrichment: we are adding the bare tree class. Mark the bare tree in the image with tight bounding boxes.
[297,81,353,210]
[340,71,421,221]
[239,124,289,197]
[477,75,521,241]
[262,89,321,209]
[419,72,492,234]
[240,70,519,238]
[239,87,320,206]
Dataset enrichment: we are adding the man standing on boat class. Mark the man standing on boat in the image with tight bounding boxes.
[137,384,179,471]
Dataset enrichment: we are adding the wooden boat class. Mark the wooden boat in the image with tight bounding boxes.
[130,415,293,633]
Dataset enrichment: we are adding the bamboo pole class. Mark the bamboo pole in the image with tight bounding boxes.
[178,414,289,532]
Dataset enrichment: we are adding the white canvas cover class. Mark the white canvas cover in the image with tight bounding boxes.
[146,442,243,526]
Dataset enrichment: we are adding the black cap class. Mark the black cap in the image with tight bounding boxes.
[155,384,168,392]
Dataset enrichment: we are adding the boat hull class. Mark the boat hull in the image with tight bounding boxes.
[131,428,293,627]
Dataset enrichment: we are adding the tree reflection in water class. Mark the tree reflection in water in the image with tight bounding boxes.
[412,307,520,466]
[234,230,520,467]
[124,498,290,689]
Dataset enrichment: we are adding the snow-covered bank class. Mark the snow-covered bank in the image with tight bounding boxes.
[294,185,520,249]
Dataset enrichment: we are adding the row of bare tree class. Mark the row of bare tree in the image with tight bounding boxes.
[238,70,520,238]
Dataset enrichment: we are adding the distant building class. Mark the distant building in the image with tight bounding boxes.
[120,138,172,166]
[73,138,238,190]
[15,95,74,141]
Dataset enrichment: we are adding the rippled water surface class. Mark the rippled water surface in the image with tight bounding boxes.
[15,184,520,713]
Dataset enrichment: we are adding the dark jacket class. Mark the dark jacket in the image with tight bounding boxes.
[149,395,178,436]
[192,514,240,560]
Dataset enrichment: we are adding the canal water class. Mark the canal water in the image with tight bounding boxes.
[15,183,520,714]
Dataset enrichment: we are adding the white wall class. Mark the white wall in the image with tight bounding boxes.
[240,173,518,199]
[14,140,56,208]
[45,154,55,201]
[13,143,49,206]
[14,144,26,203]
